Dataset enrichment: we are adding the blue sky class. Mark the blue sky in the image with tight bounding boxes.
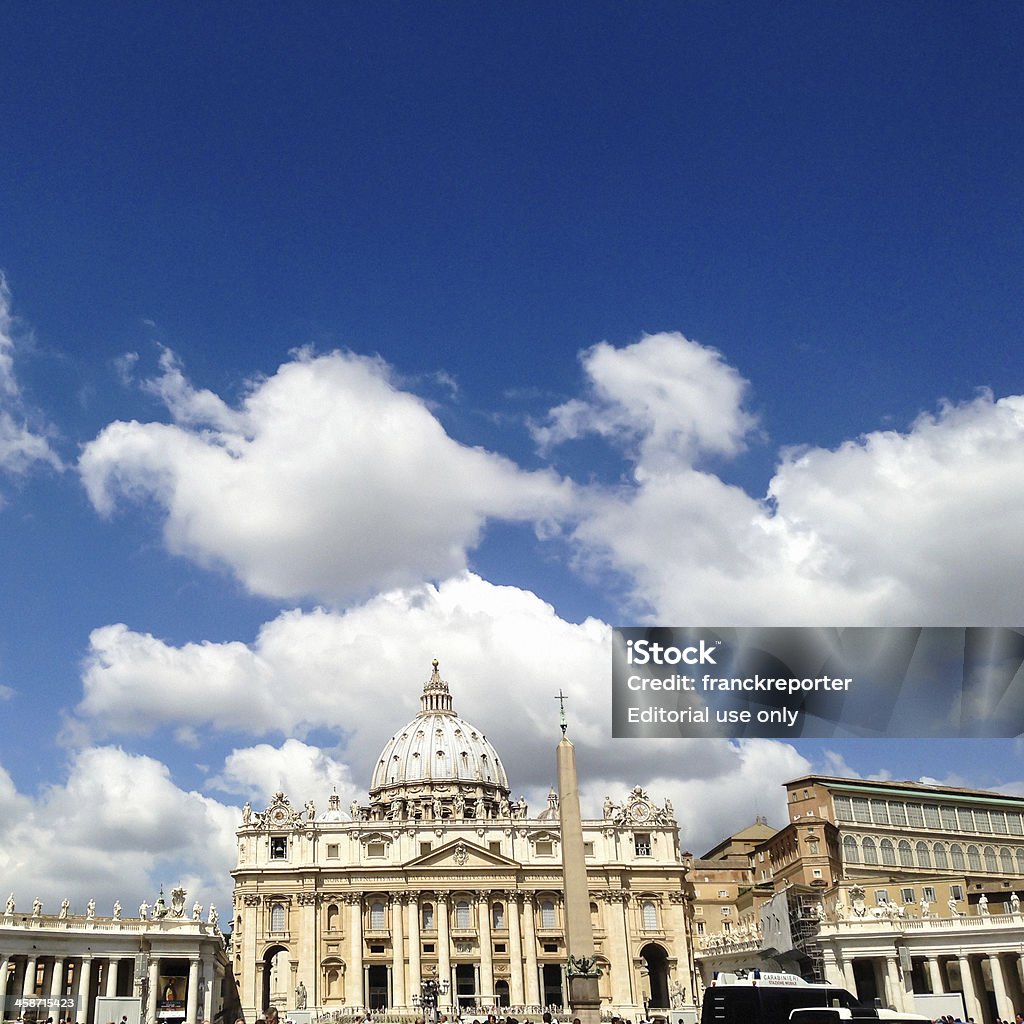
[1,3,1023,915]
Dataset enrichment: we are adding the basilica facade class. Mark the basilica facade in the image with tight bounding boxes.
[230,663,695,1020]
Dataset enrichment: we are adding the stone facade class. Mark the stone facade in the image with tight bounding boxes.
[230,663,695,1020]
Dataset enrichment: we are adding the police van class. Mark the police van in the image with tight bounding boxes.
[700,971,929,1024]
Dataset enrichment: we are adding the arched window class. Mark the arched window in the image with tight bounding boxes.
[916,842,931,869]
[1016,849,1024,874]
[898,840,913,867]
[862,838,878,865]
[455,900,471,929]
[951,844,965,870]
[881,839,896,866]
[540,900,556,928]
[842,835,859,864]
[984,846,997,872]
[422,903,435,929]
[270,903,286,931]
[1000,847,1014,873]
[326,904,339,931]
[369,901,385,929]
[641,900,658,930]
[967,846,981,871]
[491,902,505,929]
[933,843,948,869]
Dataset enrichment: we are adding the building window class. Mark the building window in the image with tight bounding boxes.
[369,901,385,929]
[367,841,386,858]
[984,846,997,871]
[906,804,925,828]
[1017,849,1024,874]
[543,942,558,953]
[901,888,914,904]
[871,800,890,825]
[923,804,941,828]
[326,904,339,931]
[270,904,286,931]
[696,921,705,935]
[862,838,878,865]
[967,845,981,871]
[423,943,435,954]
[326,844,339,859]
[834,796,853,821]
[492,902,505,929]
[843,835,859,863]
[717,890,729,898]
[812,869,823,878]
[1000,847,1014,873]
[422,903,435,930]
[723,921,731,933]
[951,844,966,869]
[874,890,889,906]
[923,887,936,902]
[634,833,652,856]
[270,836,287,859]
[494,943,506,953]
[941,806,958,830]
[584,842,595,857]
[889,802,908,826]
[898,840,913,867]
[721,906,731,916]
[957,808,975,832]
[641,901,658,930]
[540,900,556,928]
[852,798,870,823]
[916,841,931,868]
[881,839,896,866]
[420,842,432,856]
[975,809,991,831]
[536,840,554,856]
[991,811,1008,834]
[490,841,502,854]
[951,885,964,901]
[454,900,471,929]
[1010,813,1024,836]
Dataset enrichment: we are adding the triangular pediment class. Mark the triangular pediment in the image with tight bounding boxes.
[405,838,519,869]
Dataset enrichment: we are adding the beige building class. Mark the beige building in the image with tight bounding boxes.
[0,893,234,1024]
[695,775,1024,1024]
[231,662,695,1020]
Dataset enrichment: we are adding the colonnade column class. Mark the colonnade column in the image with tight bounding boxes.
[926,958,944,994]
[202,956,216,1022]
[507,895,524,1005]
[347,895,364,1008]
[50,958,66,1002]
[957,955,983,1023]
[437,897,451,1010]
[989,954,1014,1022]
[821,949,842,988]
[186,958,200,1024]
[0,956,10,1002]
[521,895,540,1006]
[391,893,406,1008]
[105,959,119,998]
[841,954,856,994]
[23,956,38,1001]
[407,896,421,1000]
[884,957,903,1012]
[477,892,493,1004]
[147,960,159,1024]
[75,956,92,1024]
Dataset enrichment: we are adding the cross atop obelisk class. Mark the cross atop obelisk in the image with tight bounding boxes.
[555,688,568,735]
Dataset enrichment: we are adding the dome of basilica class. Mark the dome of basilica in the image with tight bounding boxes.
[367,660,511,816]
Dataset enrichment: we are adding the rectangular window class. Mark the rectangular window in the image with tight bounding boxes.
[367,842,386,858]
[889,802,908,826]
[951,885,964,901]
[536,840,553,856]
[906,804,925,828]
[1007,812,1024,836]
[326,844,339,859]
[852,798,871,823]
[422,943,435,954]
[694,906,703,916]
[270,836,287,859]
[696,921,705,935]
[901,888,915,904]
[489,841,501,854]
[721,907,731,916]
[940,806,958,829]
[494,943,506,953]
[923,887,936,902]
[991,811,1008,834]
[583,842,595,857]
[718,890,729,898]
[974,809,991,831]
[956,808,975,831]
[812,869,823,878]
[543,943,558,953]
[634,833,652,856]
[833,796,853,821]
[420,842,432,856]
[369,945,385,954]
[874,890,889,905]
[923,804,941,828]
[871,800,890,825]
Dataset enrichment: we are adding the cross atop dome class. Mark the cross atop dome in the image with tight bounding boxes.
[420,657,454,714]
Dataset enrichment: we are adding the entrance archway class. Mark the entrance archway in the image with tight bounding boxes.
[542,964,564,1008]
[639,943,670,1009]
[262,946,290,1014]
[367,965,389,1009]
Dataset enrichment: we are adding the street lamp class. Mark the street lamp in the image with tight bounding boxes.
[414,978,450,1024]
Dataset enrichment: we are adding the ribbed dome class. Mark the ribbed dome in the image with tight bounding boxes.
[368,660,511,813]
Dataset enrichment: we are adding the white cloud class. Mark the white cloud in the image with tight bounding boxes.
[543,335,1024,624]
[0,274,62,480]
[533,332,756,476]
[0,746,236,914]
[79,349,570,603]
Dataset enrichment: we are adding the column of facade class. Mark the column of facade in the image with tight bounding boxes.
[76,956,92,1024]
[50,958,66,1001]
[23,955,38,1000]
[436,896,452,1010]
[391,893,406,1008]
[147,961,159,1024]
[0,956,9,1004]
[186,958,200,1024]
[841,953,856,994]
[507,894,525,1005]
[347,895,364,1008]
[989,954,1014,1023]
[605,893,632,1006]
[884,957,903,1012]
[477,892,493,1004]
[521,895,540,1006]
[105,959,119,998]
[407,896,421,998]
[926,958,944,994]
[821,949,843,988]
[957,955,984,1023]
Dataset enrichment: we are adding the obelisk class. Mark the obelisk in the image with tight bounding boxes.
[555,692,601,1024]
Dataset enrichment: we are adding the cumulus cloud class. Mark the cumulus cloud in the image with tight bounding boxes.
[0,275,62,481]
[541,334,1024,624]
[79,349,570,602]
[0,746,236,913]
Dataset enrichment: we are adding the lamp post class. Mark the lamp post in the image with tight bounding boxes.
[415,978,450,1024]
